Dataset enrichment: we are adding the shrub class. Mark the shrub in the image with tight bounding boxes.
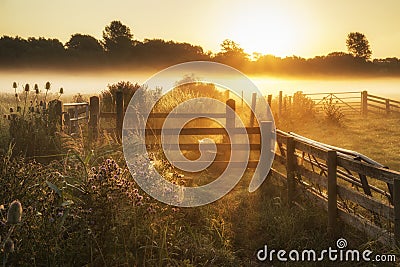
[322,95,345,124]
[101,81,140,112]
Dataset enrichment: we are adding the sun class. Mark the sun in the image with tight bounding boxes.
[223,4,306,58]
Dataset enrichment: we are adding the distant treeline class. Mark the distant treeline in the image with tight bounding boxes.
[1,20,400,77]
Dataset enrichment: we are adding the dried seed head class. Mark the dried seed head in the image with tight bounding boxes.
[12,82,17,89]
[7,200,22,225]
[9,108,13,113]
[14,93,18,98]
[4,239,14,253]
[45,81,51,90]
[24,84,30,92]
[59,87,64,94]
[34,84,39,90]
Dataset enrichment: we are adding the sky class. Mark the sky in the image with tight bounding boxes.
[0,0,400,59]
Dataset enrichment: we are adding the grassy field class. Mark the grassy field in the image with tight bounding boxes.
[1,87,399,266]
[278,112,400,171]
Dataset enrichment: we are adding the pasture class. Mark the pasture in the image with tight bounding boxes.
[0,83,399,266]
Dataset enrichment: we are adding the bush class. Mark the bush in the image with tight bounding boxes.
[322,95,345,124]
[101,81,140,112]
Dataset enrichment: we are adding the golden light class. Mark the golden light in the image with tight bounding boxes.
[223,3,308,58]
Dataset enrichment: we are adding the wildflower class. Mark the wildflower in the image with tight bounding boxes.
[7,200,22,225]
[4,239,14,253]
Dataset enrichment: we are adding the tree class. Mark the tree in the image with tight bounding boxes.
[346,32,372,60]
[65,34,103,53]
[213,39,249,68]
[102,20,134,53]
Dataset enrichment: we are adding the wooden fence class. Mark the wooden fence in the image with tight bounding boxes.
[272,130,400,246]
[274,90,400,117]
[301,91,361,114]
[362,91,400,115]
[58,91,400,245]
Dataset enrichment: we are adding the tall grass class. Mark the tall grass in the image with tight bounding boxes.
[1,83,398,266]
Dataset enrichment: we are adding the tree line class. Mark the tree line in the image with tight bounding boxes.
[1,20,400,76]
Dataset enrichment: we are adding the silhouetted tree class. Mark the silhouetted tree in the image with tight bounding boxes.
[65,34,103,53]
[102,20,133,54]
[213,39,249,68]
[132,39,208,64]
[346,32,372,61]
[0,36,29,62]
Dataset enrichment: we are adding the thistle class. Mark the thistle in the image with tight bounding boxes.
[23,84,29,116]
[58,87,64,100]
[44,81,51,108]
[35,84,39,94]
[7,200,22,225]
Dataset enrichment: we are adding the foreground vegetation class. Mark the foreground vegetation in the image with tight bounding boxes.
[0,83,399,266]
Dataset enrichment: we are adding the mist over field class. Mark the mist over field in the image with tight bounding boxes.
[1,69,400,99]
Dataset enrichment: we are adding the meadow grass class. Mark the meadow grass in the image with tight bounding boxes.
[1,87,399,266]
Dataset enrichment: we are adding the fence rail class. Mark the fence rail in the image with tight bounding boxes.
[274,90,400,117]
[272,130,400,246]
[363,92,400,115]
[51,90,400,245]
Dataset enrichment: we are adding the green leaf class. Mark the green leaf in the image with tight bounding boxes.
[46,180,62,198]
[61,200,74,207]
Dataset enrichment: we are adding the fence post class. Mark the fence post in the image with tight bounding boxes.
[394,179,400,245]
[385,99,391,115]
[116,91,124,140]
[48,99,62,135]
[267,94,272,108]
[89,96,100,141]
[225,99,235,162]
[361,91,368,116]
[286,136,295,206]
[250,92,257,126]
[48,99,62,125]
[278,91,283,118]
[327,150,338,236]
